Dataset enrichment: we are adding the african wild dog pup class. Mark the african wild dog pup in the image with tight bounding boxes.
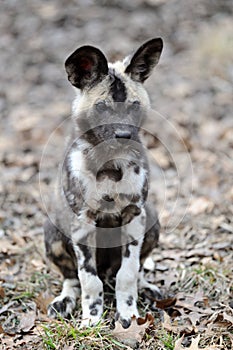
[44,38,163,328]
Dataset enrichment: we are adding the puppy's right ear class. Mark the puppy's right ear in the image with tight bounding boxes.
[65,46,108,89]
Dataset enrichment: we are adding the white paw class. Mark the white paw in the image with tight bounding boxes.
[116,298,139,328]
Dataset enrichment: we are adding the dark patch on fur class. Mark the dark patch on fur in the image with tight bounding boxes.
[124,244,130,258]
[141,178,148,203]
[109,72,127,102]
[89,298,102,309]
[90,308,98,316]
[96,214,122,228]
[78,244,97,276]
[102,194,114,202]
[78,244,91,263]
[85,295,90,299]
[130,239,138,246]
[97,167,122,182]
[96,230,122,277]
[121,204,141,225]
[84,264,97,276]
[126,295,133,306]
[86,210,96,221]
[124,239,138,258]
[134,165,140,174]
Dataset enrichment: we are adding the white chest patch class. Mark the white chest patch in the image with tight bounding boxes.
[68,149,147,214]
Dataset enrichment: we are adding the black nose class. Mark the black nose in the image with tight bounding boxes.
[115,130,131,139]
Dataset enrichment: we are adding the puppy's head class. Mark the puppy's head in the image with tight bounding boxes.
[65,38,163,146]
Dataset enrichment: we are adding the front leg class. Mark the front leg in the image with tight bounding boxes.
[115,207,146,328]
[71,215,103,326]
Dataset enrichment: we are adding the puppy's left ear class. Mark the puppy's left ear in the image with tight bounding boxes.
[65,45,108,89]
[125,38,163,83]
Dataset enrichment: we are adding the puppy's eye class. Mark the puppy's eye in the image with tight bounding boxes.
[129,101,140,112]
[95,101,108,113]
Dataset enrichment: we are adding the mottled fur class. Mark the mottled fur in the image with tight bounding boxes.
[44,38,163,327]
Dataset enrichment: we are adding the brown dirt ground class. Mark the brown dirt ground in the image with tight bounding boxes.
[0,1,232,349]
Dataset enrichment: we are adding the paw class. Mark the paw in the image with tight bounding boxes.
[115,300,139,329]
[115,312,132,329]
[48,296,76,319]
[115,309,139,329]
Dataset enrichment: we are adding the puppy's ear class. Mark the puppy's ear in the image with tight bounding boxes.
[65,46,108,89]
[125,38,163,83]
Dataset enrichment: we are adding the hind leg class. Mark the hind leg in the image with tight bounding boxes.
[44,219,80,318]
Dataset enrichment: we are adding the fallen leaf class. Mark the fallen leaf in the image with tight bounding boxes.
[19,310,36,332]
[186,312,202,327]
[188,334,201,350]
[175,334,221,349]
[0,286,5,298]
[162,311,195,335]
[112,314,154,344]
[174,335,185,350]
[174,335,205,350]
[155,296,177,309]
[175,293,212,316]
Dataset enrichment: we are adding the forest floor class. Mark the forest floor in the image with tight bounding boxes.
[0,1,232,349]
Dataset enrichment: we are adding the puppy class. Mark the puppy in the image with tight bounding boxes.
[44,38,163,328]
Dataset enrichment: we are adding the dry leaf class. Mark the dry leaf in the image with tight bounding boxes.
[19,310,36,332]
[0,286,5,298]
[174,334,220,350]
[112,314,154,344]
[175,293,212,316]
[162,311,196,335]
[186,312,202,327]
[174,335,185,350]
[175,335,201,350]
[155,296,177,309]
